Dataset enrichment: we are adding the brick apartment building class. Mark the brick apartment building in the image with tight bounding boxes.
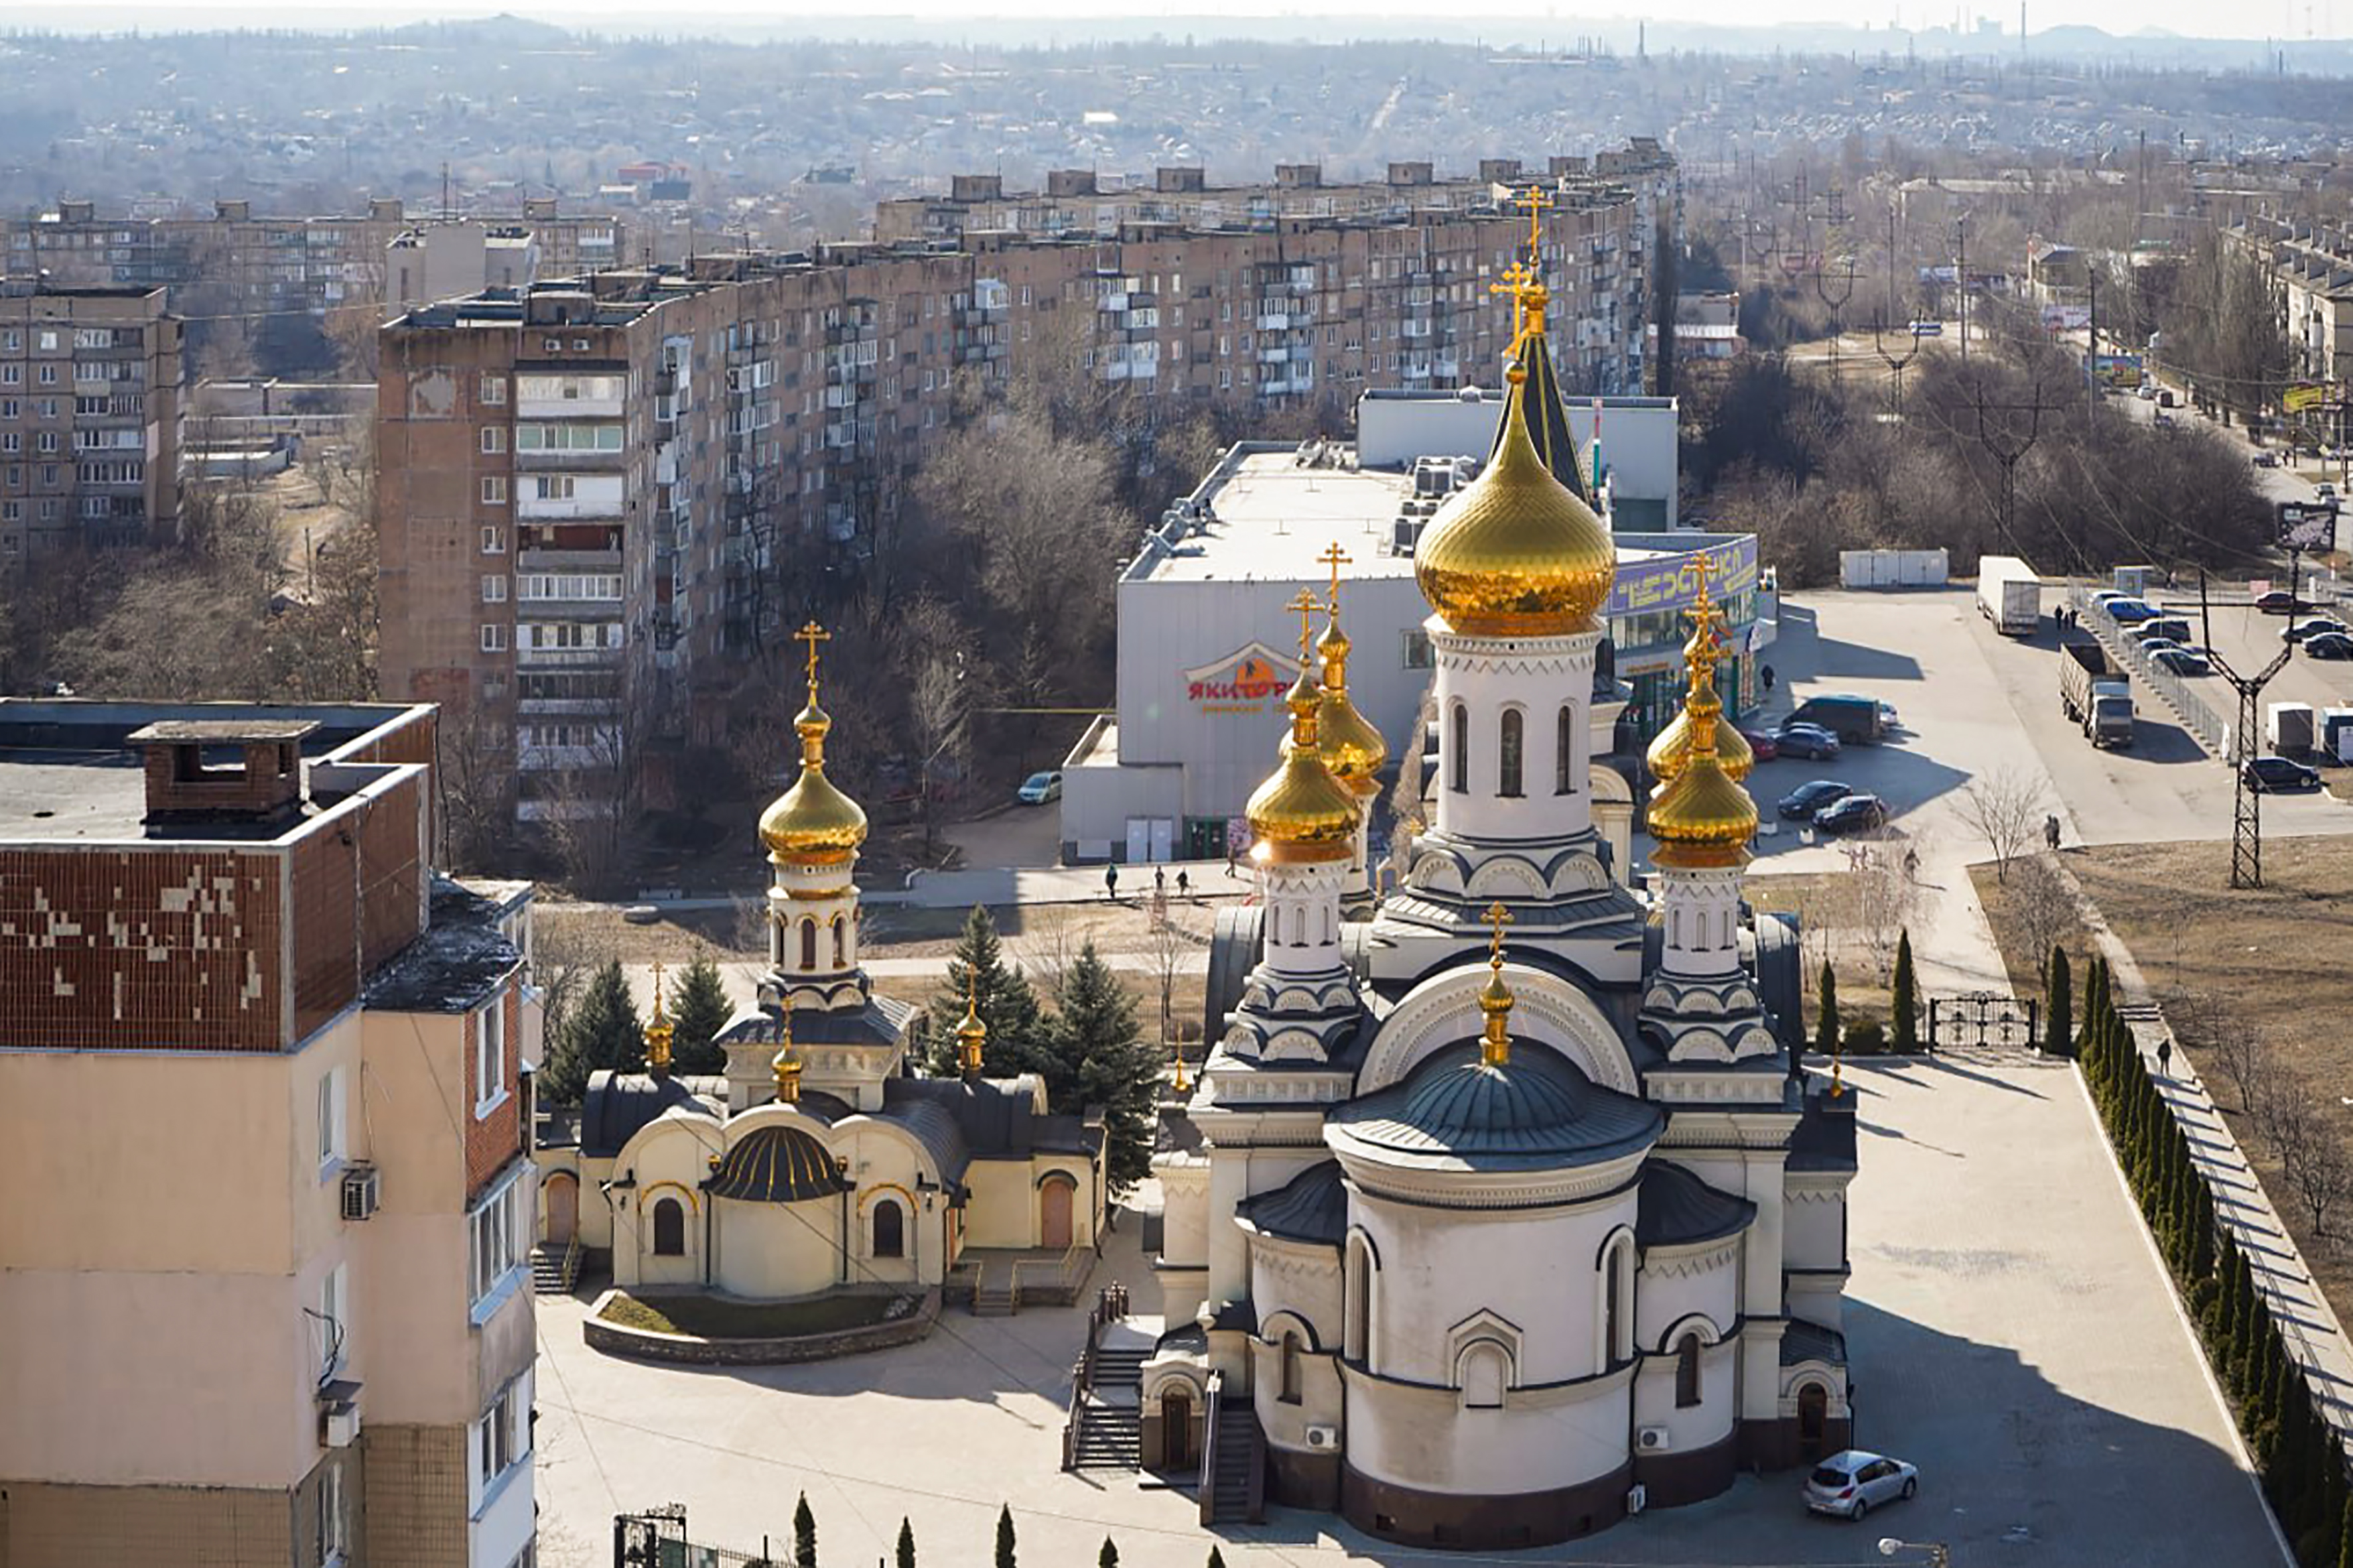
[0,698,540,1568]
[375,146,1680,824]
[0,281,184,563]
[2,195,626,321]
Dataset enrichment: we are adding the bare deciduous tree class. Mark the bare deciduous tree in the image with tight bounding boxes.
[2265,1084,2353,1239]
[1956,765,2046,883]
[2002,853,2080,986]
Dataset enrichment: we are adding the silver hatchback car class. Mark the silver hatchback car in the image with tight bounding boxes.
[1803,1449,1919,1520]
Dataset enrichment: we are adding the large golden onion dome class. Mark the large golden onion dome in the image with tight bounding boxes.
[1247,602,1361,864]
[759,623,870,867]
[1314,604,1388,797]
[1415,360,1616,637]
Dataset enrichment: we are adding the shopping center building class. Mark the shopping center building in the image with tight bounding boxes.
[1059,386,1768,865]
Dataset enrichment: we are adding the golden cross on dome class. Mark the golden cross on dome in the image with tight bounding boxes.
[794,621,830,700]
[1317,541,1353,606]
[649,960,667,1015]
[1515,184,1553,261]
[1287,588,1321,661]
[1483,900,1514,968]
[1489,259,1533,338]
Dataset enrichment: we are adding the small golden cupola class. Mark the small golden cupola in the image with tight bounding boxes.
[772,1006,804,1104]
[1477,901,1516,1069]
[1246,591,1361,864]
[1415,357,1617,638]
[643,961,675,1080]
[1644,565,1753,784]
[955,973,988,1082]
[1312,543,1388,799]
[1647,578,1760,869]
[758,621,869,868]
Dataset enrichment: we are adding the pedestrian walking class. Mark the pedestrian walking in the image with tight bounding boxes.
[1154,865,1166,897]
[1105,864,1119,902]
[1176,869,1191,899]
[2045,813,2061,851]
[2157,1035,2175,1077]
[1903,847,1920,881]
[1761,663,1777,693]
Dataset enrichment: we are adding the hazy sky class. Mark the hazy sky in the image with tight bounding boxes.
[27,0,2343,40]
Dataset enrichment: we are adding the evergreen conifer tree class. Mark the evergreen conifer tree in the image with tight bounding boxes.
[669,951,736,1073]
[2339,1488,2353,1568]
[1057,940,1160,1193]
[540,959,643,1104]
[927,907,1051,1079]
[995,1506,1017,1568]
[2045,945,2072,1057]
[793,1492,818,1568]
[896,1518,916,1568]
[1890,931,1919,1053]
[1814,960,1841,1058]
[1099,1538,1120,1568]
[1208,1550,1228,1568]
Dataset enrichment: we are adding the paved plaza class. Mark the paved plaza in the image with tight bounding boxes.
[531,1047,2283,1568]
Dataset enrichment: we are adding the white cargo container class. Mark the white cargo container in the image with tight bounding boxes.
[2268,701,2315,755]
[1976,555,2042,635]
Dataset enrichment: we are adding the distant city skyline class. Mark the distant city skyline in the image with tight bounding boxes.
[6,0,2343,40]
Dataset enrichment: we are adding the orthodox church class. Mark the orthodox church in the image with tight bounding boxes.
[534,629,1108,1309]
[1149,265,1857,1547]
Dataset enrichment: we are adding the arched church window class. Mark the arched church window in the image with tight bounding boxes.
[1280,1332,1303,1404]
[1599,1233,1634,1368]
[1498,708,1524,798]
[1556,704,1578,795]
[1345,1234,1375,1368]
[1669,908,1682,948]
[1459,1341,1507,1409]
[1449,702,1468,793]
[652,1197,686,1257]
[798,918,817,970]
[872,1198,904,1259]
[1676,1333,1704,1407]
[832,915,847,966]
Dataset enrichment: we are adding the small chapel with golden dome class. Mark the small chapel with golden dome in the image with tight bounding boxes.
[533,626,1110,1316]
[1151,255,1857,1549]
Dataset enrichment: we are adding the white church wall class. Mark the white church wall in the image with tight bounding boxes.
[1342,1367,1632,1497]
[1630,1339,1737,1455]
[1155,1158,1211,1270]
[1633,1244,1738,1354]
[1351,1187,1633,1387]
[1252,1335,1344,1451]
[718,1201,845,1297]
[962,1159,1098,1251]
[1782,1185,1846,1272]
[1250,1239,1343,1352]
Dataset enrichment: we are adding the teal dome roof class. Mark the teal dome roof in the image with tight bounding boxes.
[1328,1043,1663,1172]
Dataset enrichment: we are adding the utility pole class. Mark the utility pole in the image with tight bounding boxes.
[1816,255,1857,390]
[1955,217,1970,362]
[1973,383,2050,552]
[1887,204,1900,326]
[2086,270,2099,433]
[2202,560,2298,890]
[1874,314,1922,415]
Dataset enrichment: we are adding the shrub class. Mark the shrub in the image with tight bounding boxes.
[1844,1019,1887,1055]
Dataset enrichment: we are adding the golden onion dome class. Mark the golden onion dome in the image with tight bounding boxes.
[758,698,870,866]
[1314,608,1388,797]
[1646,649,1752,783]
[1647,737,1758,870]
[1247,654,1359,864]
[1415,363,1616,637]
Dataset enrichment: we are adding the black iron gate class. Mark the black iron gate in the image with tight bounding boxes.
[1927,992,2041,1051]
[616,1506,777,1568]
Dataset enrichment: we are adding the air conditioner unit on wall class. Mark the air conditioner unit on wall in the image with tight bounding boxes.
[1304,1424,1339,1451]
[320,1401,361,1448]
[1636,1425,1672,1453]
[340,1164,379,1222]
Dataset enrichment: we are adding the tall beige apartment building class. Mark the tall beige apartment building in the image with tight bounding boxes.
[376,147,1678,822]
[0,698,540,1568]
[0,281,184,563]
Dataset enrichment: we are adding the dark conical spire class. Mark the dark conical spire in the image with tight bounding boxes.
[1496,325,1597,507]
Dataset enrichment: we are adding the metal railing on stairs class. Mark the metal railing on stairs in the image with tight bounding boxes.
[1060,1284,1130,1472]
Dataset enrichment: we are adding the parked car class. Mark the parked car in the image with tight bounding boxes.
[2287,616,2349,643]
[2320,482,2339,503]
[1016,770,1063,805]
[2152,647,2214,675]
[1735,727,1781,762]
[2104,598,2162,624]
[1804,1451,1920,1521]
[2255,590,2302,614]
[2129,617,2193,645]
[2244,756,2322,793]
[2255,450,2281,468]
[2301,631,2353,660]
[1772,722,1843,760]
[1814,793,1891,834]
[2090,588,2133,606]
[2136,383,2158,401]
[2153,413,2179,431]
[1776,779,1854,820]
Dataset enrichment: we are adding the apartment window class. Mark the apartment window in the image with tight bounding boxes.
[315,1263,346,1383]
[0,434,13,455]
[472,1373,531,1510]
[319,1461,348,1567]
[480,373,506,405]
[36,330,56,350]
[468,1171,526,1305]
[480,624,508,653]
[474,994,507,1115]
[0,365,15,386]
[34,431,56,454]
[36,363,54,385]
[535,475,576,501]
[480,524,505,555]
[1,502,17,523]
[480,476,507,505]
[316,1067,346,1171]
[481,574,507,604]
[480,426,505,454]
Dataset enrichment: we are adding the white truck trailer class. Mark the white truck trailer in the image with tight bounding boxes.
[1976,555,2042,635]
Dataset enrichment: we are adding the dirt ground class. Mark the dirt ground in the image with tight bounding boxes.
[1976,834,2353,1336]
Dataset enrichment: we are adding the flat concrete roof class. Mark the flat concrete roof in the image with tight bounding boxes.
[0,748,152,842]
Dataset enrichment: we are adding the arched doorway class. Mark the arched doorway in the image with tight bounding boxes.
[1798,1382,1829,1460]
[1040,1174,1076,1250]
[1163,1388,1195,1470]
[545,1173,578,1246]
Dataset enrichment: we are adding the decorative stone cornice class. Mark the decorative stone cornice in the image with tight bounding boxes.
[1357,961,1639,1096]
[1332,1142,1648,1211]
[1639,1238,1741,1279]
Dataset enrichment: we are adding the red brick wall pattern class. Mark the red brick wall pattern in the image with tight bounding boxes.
[464,980,523,1198]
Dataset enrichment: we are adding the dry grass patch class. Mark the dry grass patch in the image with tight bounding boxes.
[598,1290,903,1339]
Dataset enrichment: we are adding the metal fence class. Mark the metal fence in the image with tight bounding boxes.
[2064,582,2229,757]
[1927,992,2041,1051]
[614,1507,778,1568]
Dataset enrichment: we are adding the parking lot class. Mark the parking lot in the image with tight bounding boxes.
[529,1051,2285,1568]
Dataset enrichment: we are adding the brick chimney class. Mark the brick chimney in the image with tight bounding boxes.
[126,720,316,828]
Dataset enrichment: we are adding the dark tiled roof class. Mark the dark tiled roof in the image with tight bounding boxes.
[708,1124,851,1203]
[716,994,915,1049]
[1781,1319,1848,1367]
[362,877,521,1013]
[1329,1041,1664,1172]
[1788,1089,1859,1173]
[882,1075,1101,1170]
[1636,1161,1757,1248]
[1496,330,1597,506]
[1238,1159,1347,1246]
[874,1089,972,1190]
[579,1070,722,1158]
